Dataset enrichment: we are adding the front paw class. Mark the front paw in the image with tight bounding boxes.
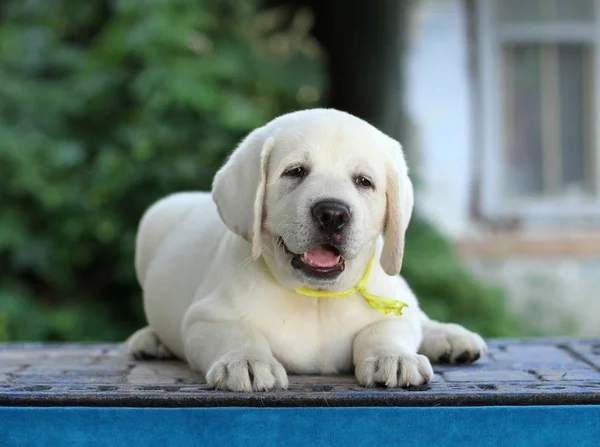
[420,323,487,364]
[356,350,433,388]
[206,353,289,392]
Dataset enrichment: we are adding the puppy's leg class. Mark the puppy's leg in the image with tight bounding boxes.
[354,319,433,388]
[182,310,288,392]
[418,310,487,364]
[127,326,174,360]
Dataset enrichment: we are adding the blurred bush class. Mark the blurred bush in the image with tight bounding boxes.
[0,0,323,341]
[0,0,523,341]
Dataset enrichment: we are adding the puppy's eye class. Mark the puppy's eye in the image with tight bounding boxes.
[283,166,307,178]
[355,175,374,189]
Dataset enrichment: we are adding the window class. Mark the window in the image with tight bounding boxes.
[477,0,600,221]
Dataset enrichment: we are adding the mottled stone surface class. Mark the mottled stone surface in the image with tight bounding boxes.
[1,338,599,407]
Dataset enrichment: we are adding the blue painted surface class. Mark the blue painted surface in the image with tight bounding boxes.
[1,405,599,447]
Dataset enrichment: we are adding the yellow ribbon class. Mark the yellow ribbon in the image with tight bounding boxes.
[293,253,408,316]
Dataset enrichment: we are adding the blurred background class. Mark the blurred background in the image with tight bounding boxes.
[1,0,598,342]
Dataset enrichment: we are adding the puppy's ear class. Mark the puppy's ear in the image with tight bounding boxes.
[212,130,275,260]
[380,141,414,276]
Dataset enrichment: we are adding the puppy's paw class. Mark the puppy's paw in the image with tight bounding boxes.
[356,350,433,388]
[206,353,288,392]
[127,326,174,360]
[419,323,487,364]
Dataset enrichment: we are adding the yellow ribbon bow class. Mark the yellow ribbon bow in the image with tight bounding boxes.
[294,253,408,316]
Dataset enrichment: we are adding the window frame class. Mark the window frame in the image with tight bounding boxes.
[477,0,600,221]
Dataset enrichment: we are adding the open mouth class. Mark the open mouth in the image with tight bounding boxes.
[278,237,345,280]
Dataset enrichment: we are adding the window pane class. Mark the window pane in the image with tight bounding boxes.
[497,0,595,23]
[559,45,592,196]
[503,45,544,198]
[498,0,540,22]
[556,0,595,21]
[502,43,594,200]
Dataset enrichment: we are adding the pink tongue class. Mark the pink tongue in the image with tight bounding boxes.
[301,246,341,268]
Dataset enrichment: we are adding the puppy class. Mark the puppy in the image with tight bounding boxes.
[127,109,486,391]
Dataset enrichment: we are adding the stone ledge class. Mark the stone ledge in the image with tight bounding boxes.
[1,337,599,407]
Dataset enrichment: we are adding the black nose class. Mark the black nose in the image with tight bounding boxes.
[311,200,351,235]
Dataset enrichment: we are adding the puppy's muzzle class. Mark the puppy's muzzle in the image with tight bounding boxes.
[311,200,351,237]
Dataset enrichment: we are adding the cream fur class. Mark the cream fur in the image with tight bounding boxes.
[127,109,487,391]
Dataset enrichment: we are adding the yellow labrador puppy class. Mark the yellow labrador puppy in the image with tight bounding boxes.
[127,109,486,391]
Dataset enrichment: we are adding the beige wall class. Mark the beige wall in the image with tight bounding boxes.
[463,252,600,336]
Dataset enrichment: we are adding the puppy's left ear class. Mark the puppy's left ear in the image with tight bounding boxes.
[212,129,275,260]
[380,141,414,276]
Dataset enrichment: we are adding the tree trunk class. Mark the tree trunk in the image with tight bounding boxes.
[309,0,411,142]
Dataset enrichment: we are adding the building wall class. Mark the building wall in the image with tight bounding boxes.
[466,257,600,336]
[406,0,600,336]
[406,0,474,238]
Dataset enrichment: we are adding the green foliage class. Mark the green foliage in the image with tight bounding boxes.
[0,0,323,341]
[0,0,522,341]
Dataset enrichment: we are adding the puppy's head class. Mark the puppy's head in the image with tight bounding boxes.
[212,109,413,290]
